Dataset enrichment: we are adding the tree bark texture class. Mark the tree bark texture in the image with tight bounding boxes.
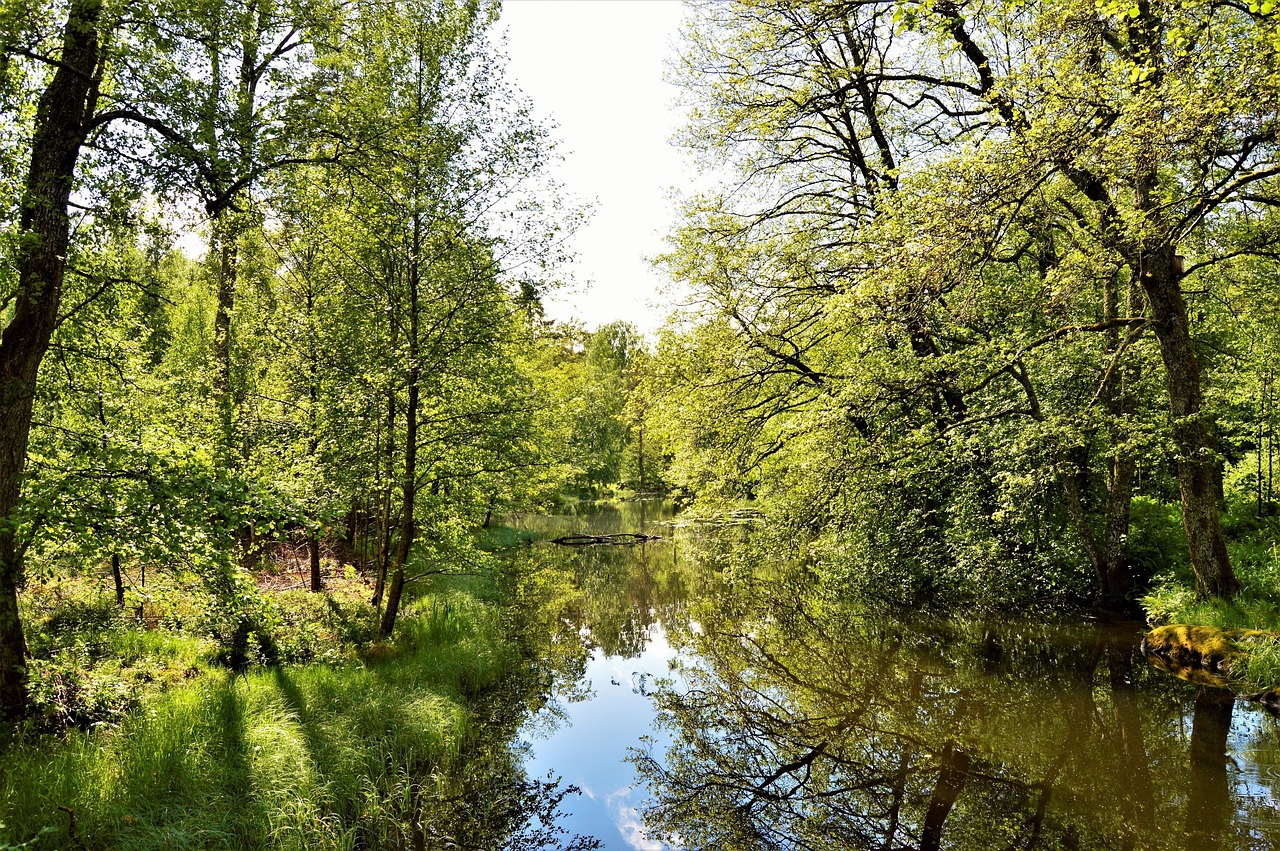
[1140,247,1239,599]
[0,0,102,720]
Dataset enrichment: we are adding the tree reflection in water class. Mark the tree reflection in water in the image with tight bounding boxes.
[1186,687,1234,851]
[630,570,1280,850]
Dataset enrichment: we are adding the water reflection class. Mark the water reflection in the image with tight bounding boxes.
[636,573,1280,850]
[507,506,1280,850]
[503,502,692,848]
[1188,687,1234,851]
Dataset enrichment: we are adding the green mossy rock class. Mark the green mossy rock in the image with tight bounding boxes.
[1141,624,1278,678]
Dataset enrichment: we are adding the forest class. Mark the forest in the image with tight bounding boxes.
[3,0,1280,848]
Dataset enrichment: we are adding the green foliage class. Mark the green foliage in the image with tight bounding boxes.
[1141,533,1280,693]
[476,525,539,552]
[544,321,670,496]
[1128,497,1190,583]
[650,0,1280,608]
[0,0,578,722]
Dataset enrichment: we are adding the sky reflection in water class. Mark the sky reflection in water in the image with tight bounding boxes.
[522,623,679,850]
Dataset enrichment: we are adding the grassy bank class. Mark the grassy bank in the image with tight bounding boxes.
[1140,500,1280,688]
[0,573,536,850]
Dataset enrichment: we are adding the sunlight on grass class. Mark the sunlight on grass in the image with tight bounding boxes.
[0,589,513,850]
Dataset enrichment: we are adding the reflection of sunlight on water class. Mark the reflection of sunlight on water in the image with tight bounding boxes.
[1232,705,1280,822]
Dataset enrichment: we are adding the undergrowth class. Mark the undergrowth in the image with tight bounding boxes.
[0,569,571,850]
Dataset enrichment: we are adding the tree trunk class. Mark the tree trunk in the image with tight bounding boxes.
[308,536,322,592]
[211,217,237,434]
[1098,456,1135,606]
[1059,445,1115,602]
[378,368,418,638]
[1140,247,1238,599]
[111,553,125,607]
[306,289,322,594]
[372,391,395,610]
[373,485,391,609]
[1098,270,1138,608]
[0,0,102,721]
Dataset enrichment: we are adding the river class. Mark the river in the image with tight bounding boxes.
[500,502,1280,850]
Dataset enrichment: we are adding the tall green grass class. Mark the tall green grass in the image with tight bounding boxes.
[0,592,518,850]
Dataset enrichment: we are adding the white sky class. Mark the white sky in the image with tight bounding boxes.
[498,0,690,335]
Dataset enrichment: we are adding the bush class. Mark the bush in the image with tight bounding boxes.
[1127,496,1189,584]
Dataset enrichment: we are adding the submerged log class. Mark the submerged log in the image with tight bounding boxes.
[550,533,663,547]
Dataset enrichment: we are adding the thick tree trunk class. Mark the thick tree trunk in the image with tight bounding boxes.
[211,216,239,453]
[210,14,264,458]
[0,0,102,721]
[1140,247,1238,599]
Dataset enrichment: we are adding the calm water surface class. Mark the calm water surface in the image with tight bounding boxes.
[506,504,1280,850]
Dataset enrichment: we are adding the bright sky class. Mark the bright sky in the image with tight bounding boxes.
[499,0,690,335]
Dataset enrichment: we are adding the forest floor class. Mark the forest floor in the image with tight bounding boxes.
[0,546,552,850]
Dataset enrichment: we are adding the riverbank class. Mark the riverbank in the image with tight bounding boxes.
[1140,509,1280,691]
[0,565,556,850]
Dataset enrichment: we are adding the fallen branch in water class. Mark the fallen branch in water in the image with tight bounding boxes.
[550,533,663,547]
